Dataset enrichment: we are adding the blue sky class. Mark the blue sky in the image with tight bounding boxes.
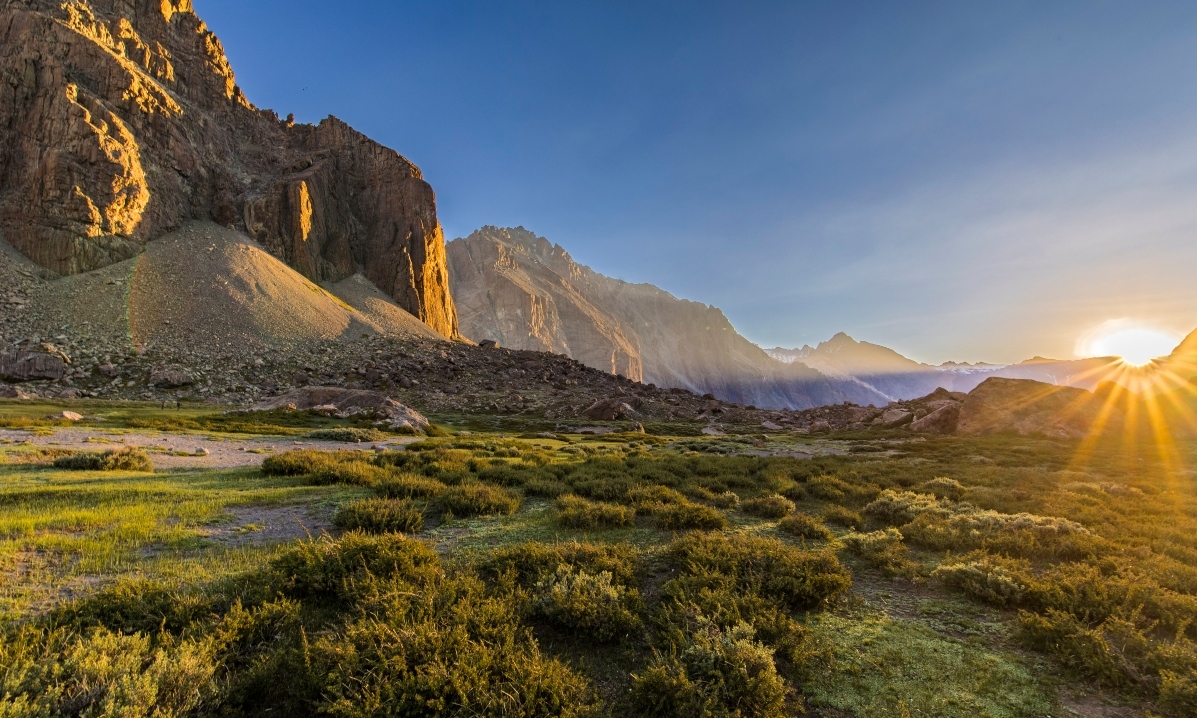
[196,1,1197,364]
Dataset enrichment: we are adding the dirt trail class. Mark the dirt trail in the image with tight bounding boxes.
[0,427,418,469]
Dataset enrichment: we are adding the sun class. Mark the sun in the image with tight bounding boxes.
[1077,320,1181,367]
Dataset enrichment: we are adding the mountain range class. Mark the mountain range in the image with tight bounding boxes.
[449,227,1195,409]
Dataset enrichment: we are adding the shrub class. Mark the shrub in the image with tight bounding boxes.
[820,505,862,529]
[308,576,597,718]
[334,498,424,534]
[438,483,521,518]
[51,578,214,635]
[656,502,728,531]
[307,427,388,443]
[479,541,640,589]
[740,495,795,519]
[932,553,1027,606]
[777,513,833,541]
[53,447,153,472]
[308,460,388,487]
[918,476,966,501]
[533,565,642,642]
[664,533,851,612]
[261,449,362,476]
[374,473,446,499]
[556,495,635,529]
[274,531,440,599]
[571,477,638,502]
[524,478,571,497]
[842,528,918,577]
[630,618,787,718]
[627,485,689,514]
[862,489,951,526]
[901,508,1094,559]
[807,474,852,501]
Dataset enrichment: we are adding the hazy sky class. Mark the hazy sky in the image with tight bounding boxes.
[197,1,1197,364]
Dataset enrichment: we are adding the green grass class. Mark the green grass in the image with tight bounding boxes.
[1,405,1195,715]
[803,613,1055,717]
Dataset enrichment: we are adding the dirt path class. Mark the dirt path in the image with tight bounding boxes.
[0,427,419,469]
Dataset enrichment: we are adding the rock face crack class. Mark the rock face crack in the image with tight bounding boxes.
[0,0,458,338]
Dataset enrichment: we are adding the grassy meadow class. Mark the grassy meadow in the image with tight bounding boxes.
[0,400,1194,716]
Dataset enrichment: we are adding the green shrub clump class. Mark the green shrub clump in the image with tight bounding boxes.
[260,450,362,477]
[842,528,919,577]
[740,494,795,519]
[533,565,642,642]
[777,513,833,541]
[307,427,388,443]
[438,483,521,518]
[53,447,153,472]
[334,498,424,534]
[555,495,635,529]
[656,502,728,531]
[820,505,862,529]
[630,618,788,718]
[374,473,447,499]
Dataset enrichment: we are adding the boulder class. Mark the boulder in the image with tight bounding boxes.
[0,385,33,399]
[0,352,67,382]
[875,408,914,428]
[248,386,429,433]
[583,396,642,420]
[761,421,783,431]
[149,369,195,387]
[59,411,84,422]
[478,339,500,349]
[908,404,960,434]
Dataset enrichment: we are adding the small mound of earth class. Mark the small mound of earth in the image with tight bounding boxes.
[248,386,429,432]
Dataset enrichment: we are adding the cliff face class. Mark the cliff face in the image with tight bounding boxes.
[0,0,457,337]
[447,226,861,410]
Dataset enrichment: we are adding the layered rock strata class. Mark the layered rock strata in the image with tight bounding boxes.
[0,0,457,337]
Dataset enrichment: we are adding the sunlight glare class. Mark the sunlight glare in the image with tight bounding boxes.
[1079,321,1181,367]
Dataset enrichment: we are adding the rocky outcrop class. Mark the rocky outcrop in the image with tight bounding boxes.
[957,378,1121,439]
[248,386,429,433]
[0,0,457,338]
[0,351,67,382]
[447,226,861,410]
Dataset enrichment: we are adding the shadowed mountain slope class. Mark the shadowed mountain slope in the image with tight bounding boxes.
[447,226,880,410]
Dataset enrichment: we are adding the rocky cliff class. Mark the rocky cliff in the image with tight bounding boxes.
[0,0,458,337]
[447,226,867,410]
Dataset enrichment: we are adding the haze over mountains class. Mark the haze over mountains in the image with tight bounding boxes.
[449,228,1197,409]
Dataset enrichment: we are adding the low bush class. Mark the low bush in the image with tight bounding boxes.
[261,449,361,476]
[532,565,642,642]
[740,494,795,519]
[479,541,640,589]
[842,528,918,577]
[308,460,388,487]
[53,447,153,472]
[932,553,1028,606]
[656,502,728,531]
[374,473,446,499]
[274,532,440,599]
[334,498,424,534]
[524,478,571,497]
[307,427,388,443]
[437,483,521,518]
[918,476,966,501]
[555,495,635,529]
[820,505,862,529]
[777,513,833,541]
[862,489,951,526]
[664,533,851,612]
[627,485,689,514]
[630,618,787,718]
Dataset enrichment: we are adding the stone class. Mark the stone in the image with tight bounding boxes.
[478,339,499,349]
[876,408,914,428]
[0,0,458,339]
[583,396,642,420]
[760,421,783,431]
[248,386,429,433]
[58,411,84,421]
[0,385,33,399]
[908,404,960,434]
[0,352,68,382]
[149,369,194,387]
[98,363,119,377]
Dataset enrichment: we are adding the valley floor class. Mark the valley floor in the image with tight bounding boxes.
[0,400,1190,717]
